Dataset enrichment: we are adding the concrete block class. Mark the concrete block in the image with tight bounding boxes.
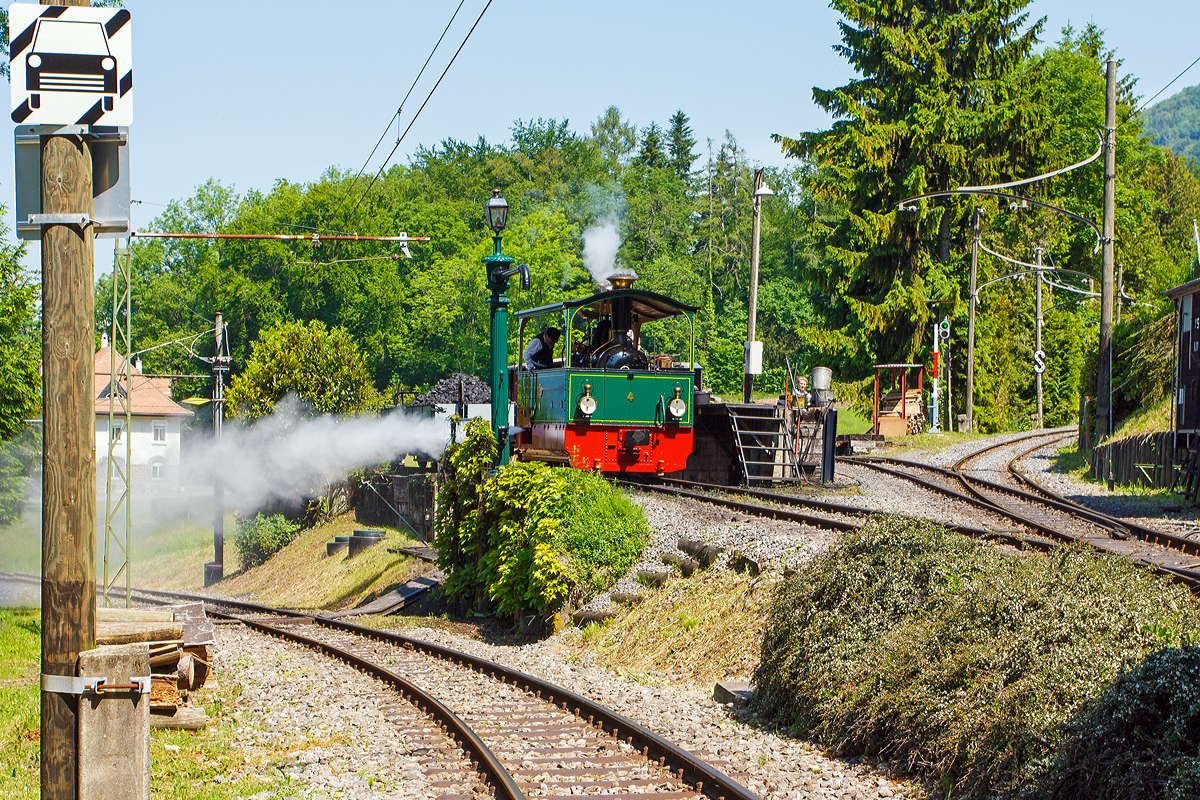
[78,644,151,800]
[713,680,754,708]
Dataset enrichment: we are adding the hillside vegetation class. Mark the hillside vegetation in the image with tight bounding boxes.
[1145,83,1200,174]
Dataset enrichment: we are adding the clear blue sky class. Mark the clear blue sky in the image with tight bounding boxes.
[5,0,1199,273]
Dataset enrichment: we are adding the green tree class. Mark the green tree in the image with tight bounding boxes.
[226,320,383,420]
[667,110,697,181]
[774,0,1043,373]
[633,122,666,170]
[589,105,637,178]
[0,229,37,525]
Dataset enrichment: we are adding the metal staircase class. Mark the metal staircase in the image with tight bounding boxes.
[726,404,802,486]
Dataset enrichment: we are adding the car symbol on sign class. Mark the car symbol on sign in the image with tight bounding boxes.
[25,19,117,112]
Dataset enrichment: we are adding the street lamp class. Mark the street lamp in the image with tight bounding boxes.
[744,171,773,403]
[481,189,529,464]
[485,188,509,233]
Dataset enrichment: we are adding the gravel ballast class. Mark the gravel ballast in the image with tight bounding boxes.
[214,625,488,799]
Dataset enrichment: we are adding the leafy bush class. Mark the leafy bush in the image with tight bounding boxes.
[1039,646,1200,800]
[233,513,300,570]
[753,515,1200,798]
[434,418,650,621]
[226,319,383,420]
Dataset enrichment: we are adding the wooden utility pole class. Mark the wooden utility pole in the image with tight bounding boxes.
[40,5,95,797]
[40,14,96,800]
[1095,60,1117,473]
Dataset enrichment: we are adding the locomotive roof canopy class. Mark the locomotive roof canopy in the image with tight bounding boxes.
[515,288,699,323]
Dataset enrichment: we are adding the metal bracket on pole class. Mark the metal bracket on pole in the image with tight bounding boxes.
[41,674,151,696]
[28,213,93,228]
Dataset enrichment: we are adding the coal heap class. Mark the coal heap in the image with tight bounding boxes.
[411,373,491,405]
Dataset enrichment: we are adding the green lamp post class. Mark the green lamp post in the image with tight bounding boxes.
[482,189,529,464]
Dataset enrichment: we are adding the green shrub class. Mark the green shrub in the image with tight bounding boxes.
[434,418,650,621]
[753,515,1200,799]
[1039,647,1200,800]
[233,513,300,570]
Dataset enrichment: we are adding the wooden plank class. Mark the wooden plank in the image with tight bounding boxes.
[96,607,173,623]
[168,602,215,645]
[96,622,184,646]
[150,707,207,731]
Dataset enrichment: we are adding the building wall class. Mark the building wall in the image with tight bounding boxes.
[95,416,184,491]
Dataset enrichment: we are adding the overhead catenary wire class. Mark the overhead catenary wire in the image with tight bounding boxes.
[342,0,495,224]
[133,199,357,237]
[956,133,1103,193]
[294,254,405,266]
[328,0,469,223]
[1133,53,1200,117]
[131,232,430,243]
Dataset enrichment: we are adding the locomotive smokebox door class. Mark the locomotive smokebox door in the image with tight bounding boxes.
[624,429,650,449]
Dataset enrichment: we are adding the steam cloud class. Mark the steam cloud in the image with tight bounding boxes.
[191,397,450,512]
[582,219,621,286]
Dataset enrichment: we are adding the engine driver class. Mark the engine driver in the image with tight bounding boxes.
[523,327,562,370]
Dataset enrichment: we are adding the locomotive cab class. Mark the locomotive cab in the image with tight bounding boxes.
[512,275,698,475]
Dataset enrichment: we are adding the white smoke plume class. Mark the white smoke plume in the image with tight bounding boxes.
[192,397,450,512]
[582,218,621,286]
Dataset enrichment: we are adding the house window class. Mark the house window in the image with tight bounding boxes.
[111,423,122,441]
[150,462,163,480]
[152,422,167,443]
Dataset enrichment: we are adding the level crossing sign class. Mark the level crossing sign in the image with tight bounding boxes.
[9,4,132,126]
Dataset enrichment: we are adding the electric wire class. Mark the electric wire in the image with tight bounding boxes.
[294,254,404,266]
[956,133,1103,193]
[133,199,356,237]
[342,0,494,225]
[1133,53,1200,117]
[328,0,469,223]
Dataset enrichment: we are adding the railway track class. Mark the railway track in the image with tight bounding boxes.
[0,572,760,800]
[840,431,1200,588]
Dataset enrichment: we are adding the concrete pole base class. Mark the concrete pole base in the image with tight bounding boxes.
[78,644,150,800]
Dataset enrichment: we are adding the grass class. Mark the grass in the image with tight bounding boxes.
[835,406,872,435]
[0,508,40,575]
[1112,395,1171,440]
[560,568,772,686]
[0,609,40,799]
[214,512,424,611]
[147,679,280,800]
[0,607,323,799]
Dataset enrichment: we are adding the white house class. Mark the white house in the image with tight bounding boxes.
[95,347,193,492]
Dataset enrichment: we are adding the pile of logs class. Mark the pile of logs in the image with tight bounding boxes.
[95,602,215,730]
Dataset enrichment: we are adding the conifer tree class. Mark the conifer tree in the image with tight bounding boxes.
[668,110,697,181]
[775,0,1043,370]
[633,122,667,170]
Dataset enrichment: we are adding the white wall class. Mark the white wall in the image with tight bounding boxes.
[95,416,184,491]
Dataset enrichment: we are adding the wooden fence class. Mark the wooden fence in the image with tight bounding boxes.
[1087,431,1179,489]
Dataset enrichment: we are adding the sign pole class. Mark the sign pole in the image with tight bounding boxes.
[966,208,980,433]
[39,2,97,795]
[1035,246,1044,430]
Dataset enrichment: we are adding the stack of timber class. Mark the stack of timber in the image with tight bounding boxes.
[96,602,215,730]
